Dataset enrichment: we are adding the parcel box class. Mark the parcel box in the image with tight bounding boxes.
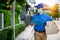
[45,21,58,35]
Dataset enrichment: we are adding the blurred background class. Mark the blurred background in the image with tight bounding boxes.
[0,0,60,40]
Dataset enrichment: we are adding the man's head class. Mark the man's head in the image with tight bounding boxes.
[36,3,44,15]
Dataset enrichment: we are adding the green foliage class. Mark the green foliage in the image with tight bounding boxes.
[0,24,25,40]
[16,4,22,14]
[0,0,8,4]
[46,12,55,19]
[15,4,23,24]
[16,0,26,6]
[0,4,23,27]
[0,0,14,10]
[46,12,52,16]
[0,0,14,5]
[0,10,11,27]
[15,12,19,24]
[0,29,8,40]
[0,27,13,40]
[57,12,60,18]
[0,1,25,25]
[0,1,26,40]
[0,9,22,27]
[6,28,14,40]
[0,4,7,10]
[15,24,25,37]
[46,12,60,18]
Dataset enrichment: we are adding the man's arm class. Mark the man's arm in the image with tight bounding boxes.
[44,13,54,21]
[48,16,54,21]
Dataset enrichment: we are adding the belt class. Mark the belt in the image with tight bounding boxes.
[35,30,45,33]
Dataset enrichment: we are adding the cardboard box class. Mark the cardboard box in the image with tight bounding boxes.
[45,21,58,35]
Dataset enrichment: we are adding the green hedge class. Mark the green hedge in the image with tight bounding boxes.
[0,9,22,27]
[6,28,14,40]
[15,4,22,24]
[16,4,22,14]
[0,29,8,40]
[15,12,19,24]
[15,24,25,37]
[0,10,11,27]
[0,4,23,27]
[0,3,25,40]
[0,24,25,40]
[0,27,13,40]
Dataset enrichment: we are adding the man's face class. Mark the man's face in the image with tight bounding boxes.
[38,8,43,15]
[40,8,43,12]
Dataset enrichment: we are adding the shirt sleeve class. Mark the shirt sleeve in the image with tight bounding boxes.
[45,13,54,21]
[48,16,54,21]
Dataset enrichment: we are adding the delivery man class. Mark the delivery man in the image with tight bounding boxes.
[31,3,54,40]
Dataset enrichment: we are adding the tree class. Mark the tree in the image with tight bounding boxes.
[0,0,14,10]
[16,0,26,6]
[50,4,59,18]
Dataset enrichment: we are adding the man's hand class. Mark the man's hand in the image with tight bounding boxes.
[53,20,59,32]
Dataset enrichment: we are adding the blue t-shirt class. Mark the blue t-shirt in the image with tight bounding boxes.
[32,12,54,32]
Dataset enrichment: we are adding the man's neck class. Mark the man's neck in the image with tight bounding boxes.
[40,12,42,15]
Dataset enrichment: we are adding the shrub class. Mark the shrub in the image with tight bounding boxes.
[6,28,13,40]
[0,24,25,40]
[0,10,11,27]
[0,9,22,27]
[15,24,25,37]
[0,4,23,27]
[0,29,8,40]
[0,27,13,40]
[15,12,19,24]
[0,3,25,40]
[15,4,22,24]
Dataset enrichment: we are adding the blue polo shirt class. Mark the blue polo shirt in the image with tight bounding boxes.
[32,12,54,32]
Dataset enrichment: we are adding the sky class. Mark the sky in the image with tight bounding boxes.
[35,0,60,6]
[27,0,60,7]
